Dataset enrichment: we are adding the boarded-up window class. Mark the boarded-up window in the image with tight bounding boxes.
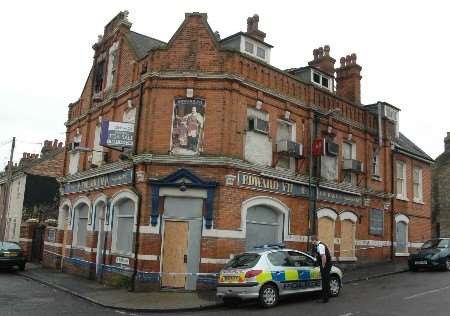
[246,205,282,250]
[340,220,356,258]
[369,208,384,236]
[318,217,335,257]
[113,199,135,254]
[73,204,89,247]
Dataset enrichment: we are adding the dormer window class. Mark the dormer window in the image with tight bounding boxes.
[311,70,332,91]
[257,47,266,59]
[245,41,254,53]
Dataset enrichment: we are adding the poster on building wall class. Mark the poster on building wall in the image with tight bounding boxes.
[100,120,135,149]
[171,98,205,155]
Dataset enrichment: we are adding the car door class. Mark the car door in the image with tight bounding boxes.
[287,251,322,293]
[266,251,296,296]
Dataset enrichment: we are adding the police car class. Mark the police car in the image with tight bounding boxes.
[217,244,343,307]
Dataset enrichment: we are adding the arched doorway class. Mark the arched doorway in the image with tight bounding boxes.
[395,214,409,255]
[339,212,357,260]
[245,205,283,250]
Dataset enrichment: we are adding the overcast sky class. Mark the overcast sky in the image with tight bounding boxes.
[1,0,448,168]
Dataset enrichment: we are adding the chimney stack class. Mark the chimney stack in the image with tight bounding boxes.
[246,14,266,42]
[335,53,362,104]
[308,45,336,77]
[444,132,450,152]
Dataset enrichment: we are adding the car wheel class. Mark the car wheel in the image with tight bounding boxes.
[445,258,450,271]
[258,283,279,308]
[329,275,341,297]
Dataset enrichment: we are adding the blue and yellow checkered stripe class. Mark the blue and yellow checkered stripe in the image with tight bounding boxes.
[256,267,321,284]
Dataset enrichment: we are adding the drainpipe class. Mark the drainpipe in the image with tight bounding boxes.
[390,148,395,261]
[130,81,145,292]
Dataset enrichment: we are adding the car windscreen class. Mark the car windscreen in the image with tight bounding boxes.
[421,239,449,249]
[0,242,21,251]
[224,253,260,269]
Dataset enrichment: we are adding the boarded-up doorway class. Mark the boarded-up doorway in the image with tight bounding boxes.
[161,221,189,288]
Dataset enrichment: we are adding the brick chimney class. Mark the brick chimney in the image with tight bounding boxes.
[246,14,266,42]
[444,132,450,152]
[308,45,336,77]
[335,53,362,104]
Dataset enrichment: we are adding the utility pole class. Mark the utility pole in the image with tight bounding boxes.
[0,137,16,242]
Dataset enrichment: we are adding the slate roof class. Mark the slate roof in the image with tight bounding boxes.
[125,31,166,59]
[395,132,433,162]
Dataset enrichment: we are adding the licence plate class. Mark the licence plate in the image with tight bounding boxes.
[223,276,240,282]
[415,260,427,265]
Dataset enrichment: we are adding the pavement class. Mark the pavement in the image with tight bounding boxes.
[18,260,409,313]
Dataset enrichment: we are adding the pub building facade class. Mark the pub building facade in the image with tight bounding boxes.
[42,11,433,290]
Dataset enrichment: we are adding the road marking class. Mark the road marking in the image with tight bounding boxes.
[339,313,353,316]
[403,285,450,300]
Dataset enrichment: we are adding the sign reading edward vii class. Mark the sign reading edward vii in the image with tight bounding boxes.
[63,169,133,194]
[237,172,362,207]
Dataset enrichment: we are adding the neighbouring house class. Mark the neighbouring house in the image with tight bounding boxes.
[44,11,433,291]
[0,139,64,242]
[432,133,450,238]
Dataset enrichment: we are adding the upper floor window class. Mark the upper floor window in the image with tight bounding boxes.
[94,60,105,93]
[257,47,266,59]
[369,208,384,236]
[311,70,332,91]
[413,167,423,203]
[245,41,254,53]
[276,120,295,170]
[91,125,103,166]
[396,161,407,200]
[342,142,357,185]
[372,149,380,178]
[247,108,269,134]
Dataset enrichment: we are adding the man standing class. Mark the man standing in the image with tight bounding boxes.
[312,235,332,303]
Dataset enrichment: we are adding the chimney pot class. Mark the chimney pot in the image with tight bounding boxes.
[23,153,27,159]
[444,132,450,152]
[340,57,346,67]
[351,53,357,64]
[324,45,330,56]
[58,142,63,148]
[318,47,324,57]
[53,139,58,148]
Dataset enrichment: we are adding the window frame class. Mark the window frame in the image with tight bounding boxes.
[111,199,136,256]
[396,161,407,200]
[310,70,332,91]
[372,148,381,179]
[413,167,423,203]
[369,208,384,236]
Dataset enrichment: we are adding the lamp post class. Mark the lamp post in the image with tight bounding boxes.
[306,108,340,252]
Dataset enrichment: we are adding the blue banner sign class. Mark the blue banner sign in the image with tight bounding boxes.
[63,169,133,194]
[237,172,362,207]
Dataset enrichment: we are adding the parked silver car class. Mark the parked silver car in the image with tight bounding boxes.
[217,246,343,307]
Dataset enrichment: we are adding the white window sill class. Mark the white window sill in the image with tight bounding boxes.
[338,256,357,262]
[111,251,134,258]
[413,199,424,205]
[395,252,410,257]
[372,175,382,182]
[396,196,409,202]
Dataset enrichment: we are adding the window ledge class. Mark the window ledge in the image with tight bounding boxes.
[111,251,134,258]
[413,199,424,205]
[395,252,410,257]
[396,196,409,202]
[372,175,382,182]
[338,256,357,262]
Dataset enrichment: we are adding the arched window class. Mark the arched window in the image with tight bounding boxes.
[73,203,89,247]
[317,208,338,257]
[245,205,282,250]
[339,212,358,260]
[112,198,135,254]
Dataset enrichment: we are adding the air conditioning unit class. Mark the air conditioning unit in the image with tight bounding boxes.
[277,140,304,158]
[325,139,339,156]
[343,159,364,173]
[248,118,269,134]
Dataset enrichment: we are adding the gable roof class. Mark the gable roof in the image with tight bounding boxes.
[395,132,433,163]
[125,31,166,59]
